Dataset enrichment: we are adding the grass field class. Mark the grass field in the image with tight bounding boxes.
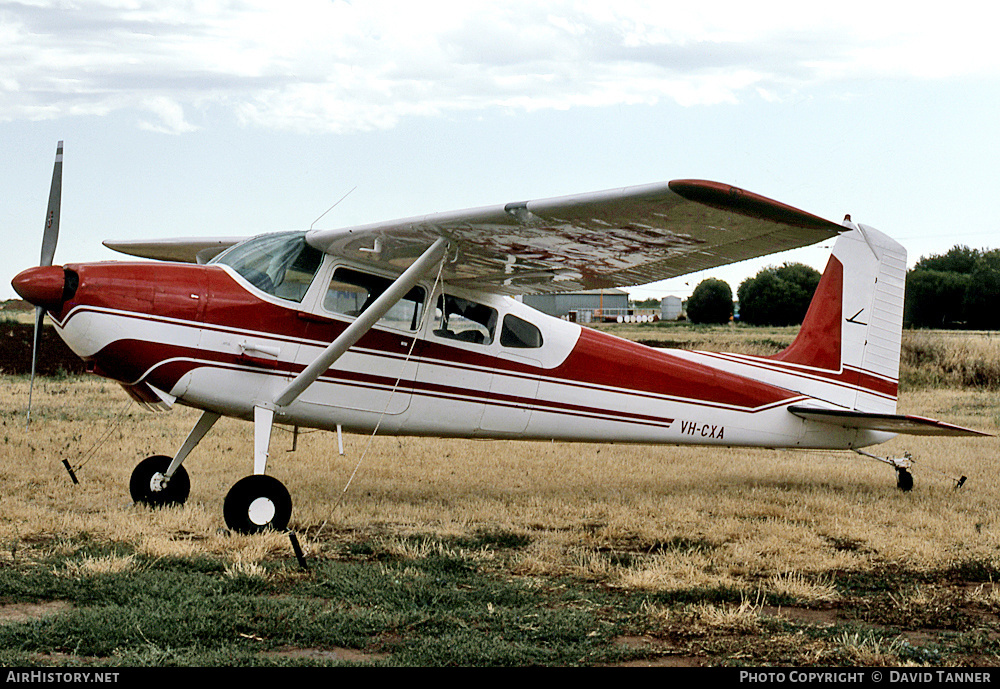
[1,324,999,666]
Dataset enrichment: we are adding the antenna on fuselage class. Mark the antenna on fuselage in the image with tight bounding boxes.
[310,186,357,231]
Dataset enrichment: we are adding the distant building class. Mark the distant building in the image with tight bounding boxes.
[523,289,629,320]
[661,295,684,320]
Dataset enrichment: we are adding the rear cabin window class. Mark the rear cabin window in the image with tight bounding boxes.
[500,314,543,348]
[323,267,426,331]
[433,294,497,345]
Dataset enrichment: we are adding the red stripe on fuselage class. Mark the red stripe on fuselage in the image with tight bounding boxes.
[695,351,898,400]
[82,336,682,429]
[58,261,803,418]
[551,328,799,409]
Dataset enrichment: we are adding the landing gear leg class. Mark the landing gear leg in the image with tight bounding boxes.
[854,448,915,491]
[223,404,292,534]
[130,410,220,507]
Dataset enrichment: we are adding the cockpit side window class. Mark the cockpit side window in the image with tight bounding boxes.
[210,231,322,303]
[323,267,426,331]
[433,294,498,345]
[500,314,543,348]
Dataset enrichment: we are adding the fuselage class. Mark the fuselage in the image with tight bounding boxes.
[22,250,891,451]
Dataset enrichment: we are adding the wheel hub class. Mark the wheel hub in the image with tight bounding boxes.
[223,474,291,534]
[130,455,190,507]
[149,472,169,493]
[247,497,276,526]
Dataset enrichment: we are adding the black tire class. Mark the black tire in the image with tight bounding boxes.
[130,455,190,507]
[896,468,914,492]
[223,475,292,534]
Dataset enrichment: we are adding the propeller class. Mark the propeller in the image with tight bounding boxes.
[26,141,63,426]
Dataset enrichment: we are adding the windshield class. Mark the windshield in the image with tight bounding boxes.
[210,232,322,303]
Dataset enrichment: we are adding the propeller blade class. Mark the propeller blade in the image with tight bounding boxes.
[40,141,63,267]
[26,306,44,427]
[27,141,63,426]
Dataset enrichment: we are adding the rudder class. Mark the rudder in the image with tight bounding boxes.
[771,221,906,413]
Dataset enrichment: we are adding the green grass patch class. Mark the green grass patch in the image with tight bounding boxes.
[4,535,1000,666]
[0,537,629,667]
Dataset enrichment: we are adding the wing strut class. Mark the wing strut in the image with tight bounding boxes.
[250,236,450,476]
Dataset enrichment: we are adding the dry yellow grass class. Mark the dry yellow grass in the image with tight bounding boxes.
[900,330,1000,390]
[596,322,795,356]
[0,311,35,326]
[639,593,766,634]
[603,323,1000,392]
[2,340,998,595]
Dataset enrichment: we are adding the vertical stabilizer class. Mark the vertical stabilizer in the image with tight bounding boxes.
[771,222,906,413]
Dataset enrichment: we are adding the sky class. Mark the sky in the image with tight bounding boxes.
[3,0,1000,302]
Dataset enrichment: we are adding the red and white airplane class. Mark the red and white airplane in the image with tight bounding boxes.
[12,142,988,534]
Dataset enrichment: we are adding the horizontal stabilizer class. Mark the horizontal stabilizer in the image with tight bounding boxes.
[788,405,991,437]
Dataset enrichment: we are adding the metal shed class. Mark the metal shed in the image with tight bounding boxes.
[523,289,630,319]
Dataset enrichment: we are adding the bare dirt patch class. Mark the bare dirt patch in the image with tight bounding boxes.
[762,605,841,626]
[268,646,390,663]
[0,601,72,624]
[612,635,704,666]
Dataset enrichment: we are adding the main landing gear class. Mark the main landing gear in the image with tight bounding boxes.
[130,455,190,506]
[223,475,292,534]
[128,409,293,534]
[130,452,293,534]
[128,238,450,534]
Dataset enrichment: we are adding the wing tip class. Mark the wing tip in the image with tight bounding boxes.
[668,179,843,233]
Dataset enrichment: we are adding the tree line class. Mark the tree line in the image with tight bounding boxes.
[682,245,1000,329]
[903,246,1000,329]
[685,263,821,326]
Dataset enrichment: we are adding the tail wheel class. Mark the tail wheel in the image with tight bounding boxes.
[896,468,914,492]
[223,475,292,534]
[130,455,190,507]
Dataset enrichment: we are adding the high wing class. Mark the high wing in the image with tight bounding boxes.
[305,180,845,295]
[103,237,244,264]
[104,180,845,293]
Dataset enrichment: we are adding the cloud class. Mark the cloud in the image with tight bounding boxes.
[2,0,998,134]
[138,96,197,134]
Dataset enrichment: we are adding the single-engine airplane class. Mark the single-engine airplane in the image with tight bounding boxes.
[12,142,989,534]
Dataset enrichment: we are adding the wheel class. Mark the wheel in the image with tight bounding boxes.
[130,455,190,507]
[223,475,292,534]
[896,468,914,492]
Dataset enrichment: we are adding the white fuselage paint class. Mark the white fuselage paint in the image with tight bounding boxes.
[49,261,892,453]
